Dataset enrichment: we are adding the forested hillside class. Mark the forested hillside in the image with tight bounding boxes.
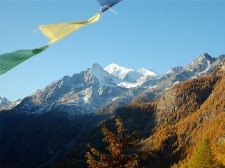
[56,67,225,168]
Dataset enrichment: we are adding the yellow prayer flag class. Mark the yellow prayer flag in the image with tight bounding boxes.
[39,13,101,44]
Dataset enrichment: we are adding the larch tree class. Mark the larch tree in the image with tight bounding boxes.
[190,137,217,168]
[86,118,139,168]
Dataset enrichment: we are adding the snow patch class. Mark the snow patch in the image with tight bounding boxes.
[138,68,158,77]
[172,81,180,86]
[82,88,92,103]
[118,82,139,88]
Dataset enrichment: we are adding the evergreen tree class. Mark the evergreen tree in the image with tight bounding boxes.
[190,137,217,168]
[86,118,139,168]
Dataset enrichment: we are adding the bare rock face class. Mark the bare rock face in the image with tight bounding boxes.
[216,58,225,76]
[157,90,177,114]
[217,136,225,143]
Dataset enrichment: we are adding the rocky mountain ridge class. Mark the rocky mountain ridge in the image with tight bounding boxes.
[2,53,224,116]
[14,63,128,115]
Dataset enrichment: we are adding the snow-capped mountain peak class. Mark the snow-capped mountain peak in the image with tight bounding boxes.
[90,63,110,78]
[89,63,122,86]
[104,63,158,84]
[104,63,133,79]
[184,53,216,74]
[187,53,215,68]
[197,53,214,61]
[0,97,11,107]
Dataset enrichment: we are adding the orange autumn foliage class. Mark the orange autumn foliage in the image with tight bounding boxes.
[144,75,225,167]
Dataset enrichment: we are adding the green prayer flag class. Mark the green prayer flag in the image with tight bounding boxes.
[0,45,48,75]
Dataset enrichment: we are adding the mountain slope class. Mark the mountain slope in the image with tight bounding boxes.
[55,62,225,168]
[133,53,223,104]
[138,74,225,167]
[14,63,128,115]
[0,97,11,107]
[0,109,108,168]
[0,54,224,168]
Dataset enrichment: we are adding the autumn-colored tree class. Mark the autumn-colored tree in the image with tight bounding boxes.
[86,118,139,168]
[213,141,225,166]
[190,137,217,168]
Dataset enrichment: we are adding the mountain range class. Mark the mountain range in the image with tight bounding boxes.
[0,53,224,168]
[3,53,224,115]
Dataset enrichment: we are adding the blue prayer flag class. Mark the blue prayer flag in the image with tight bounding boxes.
[97,0,123,12]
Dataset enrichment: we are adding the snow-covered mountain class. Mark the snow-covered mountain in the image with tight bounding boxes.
[14,63,129,115]
[95,54,225,114]
[3,53,224,116]
[0,97,11,107]
[104,63,158,84]
[104,63,133,79]
[9,63,157,115]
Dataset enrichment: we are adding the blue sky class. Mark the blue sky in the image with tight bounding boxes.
[0,0,225,101]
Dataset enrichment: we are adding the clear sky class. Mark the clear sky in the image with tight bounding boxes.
[0,0,225,101]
